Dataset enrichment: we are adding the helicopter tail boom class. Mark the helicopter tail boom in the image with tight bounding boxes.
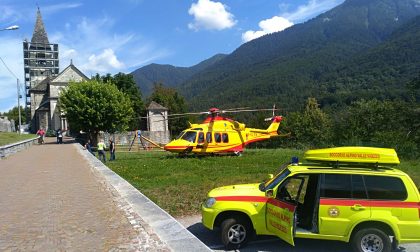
[249,116,283,136]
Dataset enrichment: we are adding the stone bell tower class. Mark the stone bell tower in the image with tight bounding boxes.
[23,7,59,130]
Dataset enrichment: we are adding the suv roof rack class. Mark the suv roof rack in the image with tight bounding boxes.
[304,146,400,166]
[303,161,395,171]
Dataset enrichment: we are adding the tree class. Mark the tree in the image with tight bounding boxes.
[288,97,332,148]
[333,99,419,158]
[94,73,145,129]
[2,106,26,129]
[59,80,134,142]
[148,83,188,134]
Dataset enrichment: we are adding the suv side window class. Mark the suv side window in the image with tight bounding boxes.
[277,175,308,204]
[321,174,352,199]
[320,174,368,199]
[351,175,368,199]
[364,176,407,200]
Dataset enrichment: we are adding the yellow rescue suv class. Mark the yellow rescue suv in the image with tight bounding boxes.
[201,147,420,252]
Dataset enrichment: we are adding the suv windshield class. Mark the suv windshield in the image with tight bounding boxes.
[260,168,291,192]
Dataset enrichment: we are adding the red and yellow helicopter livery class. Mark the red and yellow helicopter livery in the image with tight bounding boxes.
[163,108,283,155]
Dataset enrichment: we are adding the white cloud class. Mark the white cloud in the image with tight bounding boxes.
[42,3,82,15]
[241,0,343,43]
[188,0,236,31]
[82,49,124,73]
[242,16,293,42]
[283,0,344,23]
[51,16,169,76]
[0,6,15,22]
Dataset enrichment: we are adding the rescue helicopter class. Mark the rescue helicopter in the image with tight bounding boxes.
[163,107,285,155]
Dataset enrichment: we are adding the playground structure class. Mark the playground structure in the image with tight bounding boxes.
[103,131,169,152]
[128,130,163,151]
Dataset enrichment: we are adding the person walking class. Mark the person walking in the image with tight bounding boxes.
[84,139,94,156]
[57,129,63,144]
[36,128,45,144]
[109,139,115,161]
[97,139,106,162]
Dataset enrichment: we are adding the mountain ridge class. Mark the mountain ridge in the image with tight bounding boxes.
[130,53,226,96]
[129,0,420,111]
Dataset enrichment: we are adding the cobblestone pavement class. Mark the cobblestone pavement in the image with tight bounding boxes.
[0,137,169,251]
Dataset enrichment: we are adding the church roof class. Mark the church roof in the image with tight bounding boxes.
[31,8,50,45]
[50,63,89,84]
[36,99,50,111]
[29,63,89,93]
[147,101,168,111]
[30,77,50,92]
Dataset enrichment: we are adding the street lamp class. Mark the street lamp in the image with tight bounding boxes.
[1,24,21,133]
[17,79,22,134]
[0,25,19,31]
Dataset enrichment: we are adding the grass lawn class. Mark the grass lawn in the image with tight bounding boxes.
[107,149,420,217]
[0,132,37,146]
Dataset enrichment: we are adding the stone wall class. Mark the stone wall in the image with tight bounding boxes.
[0,116,13,132]
[0,137,38,159]
[103,131,171,148]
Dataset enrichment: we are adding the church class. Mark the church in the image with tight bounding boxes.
[25,8,89,133]
[24,8,171,145]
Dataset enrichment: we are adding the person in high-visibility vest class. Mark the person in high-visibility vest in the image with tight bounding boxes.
[97,139,107,162]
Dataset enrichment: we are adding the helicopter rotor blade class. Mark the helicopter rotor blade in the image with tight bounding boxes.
[221,107,251,111]
[151,115,194,122]
[220,108,278,114]
[137,107,284,121]
[166,111,210,117]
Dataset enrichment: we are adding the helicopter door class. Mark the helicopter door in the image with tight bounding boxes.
[196,132,205,148]
[266,176,305,246]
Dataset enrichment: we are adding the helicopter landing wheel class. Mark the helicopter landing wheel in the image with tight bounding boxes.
[179,146,193,157]
[234,151,242,157]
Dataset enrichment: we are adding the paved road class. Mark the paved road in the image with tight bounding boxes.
[0,137,168,251]
[178,215,420,252]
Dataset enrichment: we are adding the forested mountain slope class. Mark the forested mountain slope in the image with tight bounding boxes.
[316,15,420,107]
[179,0,420,111]
[130,54,226,96]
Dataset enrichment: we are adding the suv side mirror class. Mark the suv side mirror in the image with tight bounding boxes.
[266,189,274,198]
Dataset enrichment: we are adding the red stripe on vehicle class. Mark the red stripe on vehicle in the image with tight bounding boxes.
[320,199,420,209]
[267,198,296,212]
[215,196,268,203]
[164,146,188,150]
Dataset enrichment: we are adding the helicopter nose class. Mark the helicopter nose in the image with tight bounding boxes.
[164,140,190,153]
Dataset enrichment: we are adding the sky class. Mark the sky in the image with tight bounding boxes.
[0,0,345,112]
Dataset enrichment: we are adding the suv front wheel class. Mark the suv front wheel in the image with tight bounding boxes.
[221,217,252,249]
[351,228,391,252]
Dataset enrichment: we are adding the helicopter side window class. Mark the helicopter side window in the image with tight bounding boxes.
[181,131,197,143]
[214,133,221,143]
[222,133,229,143]
[198,132,205,144]
[206,132,212,143]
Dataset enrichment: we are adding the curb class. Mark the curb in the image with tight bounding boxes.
[74,143,212,252]
[0,137,38,159]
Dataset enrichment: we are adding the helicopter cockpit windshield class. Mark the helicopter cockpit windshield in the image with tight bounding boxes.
[176,131,186,139]
[180,131,197,143]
